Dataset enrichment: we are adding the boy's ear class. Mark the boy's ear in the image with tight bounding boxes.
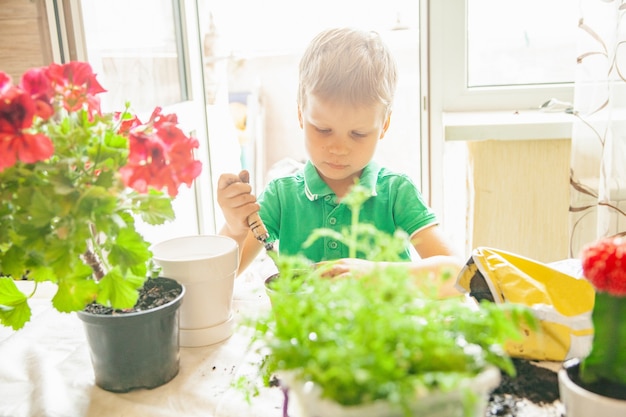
[297,106,303,128]
[379,112,392,139]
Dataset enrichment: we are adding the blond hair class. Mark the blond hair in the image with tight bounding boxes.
[297,27,398,114]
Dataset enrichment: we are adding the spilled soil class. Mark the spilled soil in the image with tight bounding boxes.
[486,358,563,417]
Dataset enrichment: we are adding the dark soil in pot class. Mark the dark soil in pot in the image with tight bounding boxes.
[78,277,184,393]
[562,358,626,401]
[84,276,183,314]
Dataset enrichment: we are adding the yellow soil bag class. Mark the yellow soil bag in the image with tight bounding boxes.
[456,247,595,361]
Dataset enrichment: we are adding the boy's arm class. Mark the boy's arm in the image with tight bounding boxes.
[218,226,264,275]
[410,224,459,259]
[216,171,265,275]
[317,224,464,297]
[409,224,464,297]
[318,256,463,298]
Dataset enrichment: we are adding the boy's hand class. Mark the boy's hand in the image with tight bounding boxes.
[217,170,260,237]
[316,258,377,279]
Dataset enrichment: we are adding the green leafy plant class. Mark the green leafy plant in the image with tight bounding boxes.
[248,183,536,416]
[0,62,202,330]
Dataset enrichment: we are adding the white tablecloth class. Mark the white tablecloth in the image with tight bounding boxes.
[0,255,566,417]
[0,257,284,417]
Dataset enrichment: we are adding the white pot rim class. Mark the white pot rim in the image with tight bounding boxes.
[558,366,626,406]
[150,234,238,262]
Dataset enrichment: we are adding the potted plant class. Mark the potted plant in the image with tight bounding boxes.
[247,185,536,417]
[0,61,202,391]
[558,236,626,416]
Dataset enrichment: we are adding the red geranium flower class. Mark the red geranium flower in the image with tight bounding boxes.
[120,107,201,197]
[47,61,106,120]
[581,236,626,296]
[114,111,142,135]
[0,78,54,171]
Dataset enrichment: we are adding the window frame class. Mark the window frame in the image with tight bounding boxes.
[46,0,218,239]
[433,0,575,113]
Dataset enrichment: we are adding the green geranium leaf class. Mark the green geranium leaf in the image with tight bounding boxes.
[78,186,118,216]
[28,266,57,283]
[96,266,144,309]
[0,244,27,279]
[52,263,98,312]
[108,228,151,272]
[93,169,116,189]
[28,191,59,227]
[0,277,32,330]
[136,191,175,225]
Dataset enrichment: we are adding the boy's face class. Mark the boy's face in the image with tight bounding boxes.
[298,93,390,194]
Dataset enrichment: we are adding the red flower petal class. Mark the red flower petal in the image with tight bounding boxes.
[20,67,54,120]
[0,132,54,171]
[46,62,106,119]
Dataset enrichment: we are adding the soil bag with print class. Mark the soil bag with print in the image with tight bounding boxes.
[456,247,595,362]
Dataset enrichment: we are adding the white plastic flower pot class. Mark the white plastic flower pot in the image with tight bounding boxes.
[558,358,626,417]
[280,366,501,417]
[151,235,239,347]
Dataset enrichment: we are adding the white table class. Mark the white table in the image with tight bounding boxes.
[0,256,285,417]
[0,255,565,417]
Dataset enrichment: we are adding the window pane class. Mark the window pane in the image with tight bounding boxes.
[467,0,578,88]
[196,0,424,185]
[79,0,183,113]
[204,0,418,56]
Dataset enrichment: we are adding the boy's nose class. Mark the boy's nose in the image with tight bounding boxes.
[327,136,350,155]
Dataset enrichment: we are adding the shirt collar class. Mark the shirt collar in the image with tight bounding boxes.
[303,160,381,201]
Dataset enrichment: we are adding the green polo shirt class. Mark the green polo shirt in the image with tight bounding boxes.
[257,160,438,262]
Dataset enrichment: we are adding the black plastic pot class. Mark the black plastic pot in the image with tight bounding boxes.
[77,277,185,393]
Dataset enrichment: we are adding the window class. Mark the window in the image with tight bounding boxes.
[427,0,581,256]
[432,0,577,112]
[51,0,217,240]
[79,0,185,113]
[467,0,578,88]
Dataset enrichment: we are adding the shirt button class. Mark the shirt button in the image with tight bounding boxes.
[329,217,337,225]
[324,195,331,201]
[328,241,338,249]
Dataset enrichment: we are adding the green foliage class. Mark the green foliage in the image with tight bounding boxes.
[247,183,536,414]
[0,277,30,330]
[0,104,179,330]
[257,267,531,412]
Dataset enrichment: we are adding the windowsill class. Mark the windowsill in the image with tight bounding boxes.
[443,110,574,141]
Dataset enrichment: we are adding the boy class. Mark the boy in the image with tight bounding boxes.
[217,27,462,296]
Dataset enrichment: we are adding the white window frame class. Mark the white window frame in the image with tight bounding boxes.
[425,0,577,256]
[432,0,575,113]
[45,0,217,243]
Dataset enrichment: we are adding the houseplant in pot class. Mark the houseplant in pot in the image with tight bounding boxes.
[558,236,626,416]
[248,185,536,417]
[0,61,202,391]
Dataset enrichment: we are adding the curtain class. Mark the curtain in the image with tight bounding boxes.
[569,0,626,257]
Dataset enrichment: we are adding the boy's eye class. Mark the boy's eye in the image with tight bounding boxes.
[316,128,331,134]
[351,132,367,138]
